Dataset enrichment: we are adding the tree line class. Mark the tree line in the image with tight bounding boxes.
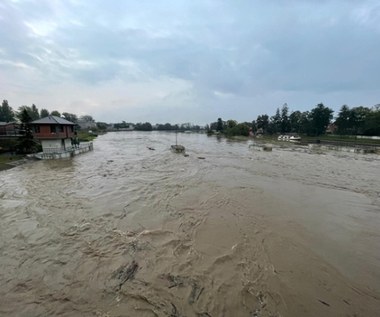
[112,121,202,132]
[2,100,379,136]
[207,103,380,137]
[0,100,97,127]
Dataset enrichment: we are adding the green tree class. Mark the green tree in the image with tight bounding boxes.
[96,122,108,130]
[299,111,311,134]
[251,120,257,133]
[51,110,61,117]
[335,105,351,134]
[134,122,152,131]
[40,108,49,118]
[17,105,39,122]
[363,107,380,136]
[280,103,291,133]
[62,112,78,123]
[79,115,95,122]
[269,108,281,134]
[289,111,302,133]
[226,119,237,129]
[308,103,333,136]
[216,118,224,132]
[0,100,15,122]
[225,122,250,137]
[17,109,35,153]
[30,104,40,120]
[256,114,269,133]
[350,106,371,135]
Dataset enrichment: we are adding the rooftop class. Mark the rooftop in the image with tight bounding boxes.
[31,116,75,125]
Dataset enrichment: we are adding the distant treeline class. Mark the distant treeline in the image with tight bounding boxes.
[207,103,380,137]
[0,100,97,128]
[2,100,379,137]
[112,121,202,132]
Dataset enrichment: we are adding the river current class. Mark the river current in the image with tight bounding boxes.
[1,132,379,316]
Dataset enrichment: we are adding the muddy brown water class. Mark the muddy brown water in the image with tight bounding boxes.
[1,132,380,317]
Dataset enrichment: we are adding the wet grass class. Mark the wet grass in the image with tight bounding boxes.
[77,131,98,142]
[255,134,380,146]
[0,154,24,171]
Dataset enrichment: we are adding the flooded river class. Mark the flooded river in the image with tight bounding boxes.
[1,132,380,316]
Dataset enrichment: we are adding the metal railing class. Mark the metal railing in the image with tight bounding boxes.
[42,142,92,154]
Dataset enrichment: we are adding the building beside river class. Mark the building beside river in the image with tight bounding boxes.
[30,115,93,159]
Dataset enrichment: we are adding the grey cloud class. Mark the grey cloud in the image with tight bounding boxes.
[0,0,379,123]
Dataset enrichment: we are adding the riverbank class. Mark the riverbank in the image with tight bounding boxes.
[218,133,380,153]
[0,154,25,171]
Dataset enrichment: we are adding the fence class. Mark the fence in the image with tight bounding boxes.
[42,142,92,154]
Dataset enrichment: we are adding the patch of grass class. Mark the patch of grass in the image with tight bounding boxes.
[0,154,24,171]
[301,134,380,146]
[77,131,97,142]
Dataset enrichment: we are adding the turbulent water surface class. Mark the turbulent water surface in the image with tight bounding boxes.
[1,132,380,317]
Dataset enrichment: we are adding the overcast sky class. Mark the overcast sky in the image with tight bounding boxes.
[0,0,379,124]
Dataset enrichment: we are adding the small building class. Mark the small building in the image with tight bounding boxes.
[30,115,93,159]
[31,116,75,152]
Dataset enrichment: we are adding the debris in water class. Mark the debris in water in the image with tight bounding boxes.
[170,303,180,317]
[147,147,155,150]
[197,157,205,159]
[318,299,330,307]
[162,273,185,288]
[112,260,139,290]
[188,282,204,304]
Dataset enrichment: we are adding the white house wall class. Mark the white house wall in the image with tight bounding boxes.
[64,138,72,148]
[41,139,62,150]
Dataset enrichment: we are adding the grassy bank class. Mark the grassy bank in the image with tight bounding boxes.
[0,154,24,171]
[300,135,380,146]
[77,131,99,142]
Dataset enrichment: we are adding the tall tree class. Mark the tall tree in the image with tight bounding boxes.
[269,108,281,134]
[0,100,15,122]
[251,120,257,133]
[226,120,237,129]
[134,122,152,131]
[62,112,78,123]
[350,106,371,135]
[363,107,380,136]
[308,103,334,136]
[280,103,291,133]
[289,111,302,133]
[216,118,224,132]
[40,108,49,118]
[17,109,35,153]
[256,114,269,133]
[30,104,40,120]
[299,111,311,134]
[79,115,95,122]
[335,105,351,134]
[51,110,61,117]
[17,106,39,122]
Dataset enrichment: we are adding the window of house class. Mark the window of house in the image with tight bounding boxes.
[50,125,56,133]
[59,125,64,133]
[34,125,40,133]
